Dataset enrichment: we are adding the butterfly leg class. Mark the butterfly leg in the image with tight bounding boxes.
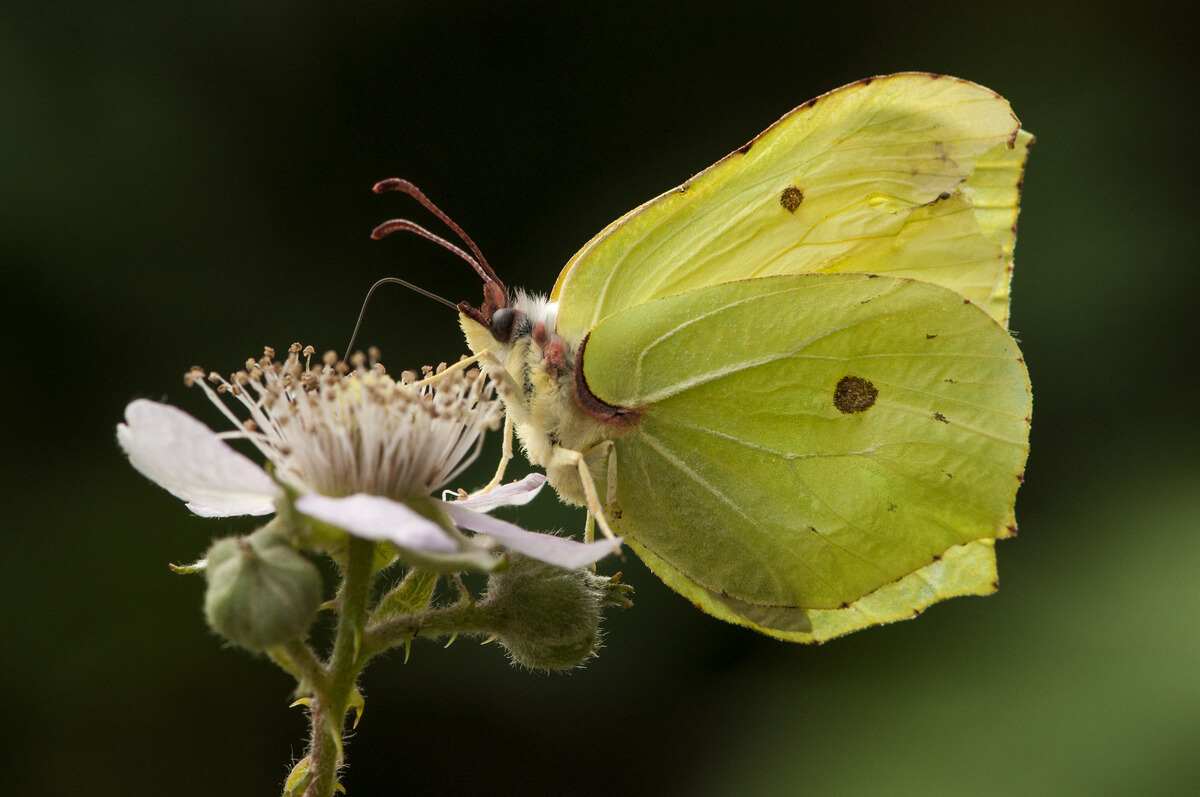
[466,347,524,495]
[559,441,621,553]
[410,352,484,387]
[584,512,595,545]
[603,440,620,518]
[475,414,514,495]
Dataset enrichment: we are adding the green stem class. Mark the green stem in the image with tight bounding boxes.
[363,601,491,658]
[304,536,376,797]
[269,639,327,693]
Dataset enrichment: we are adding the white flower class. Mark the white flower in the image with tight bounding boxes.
[118,344,618,570]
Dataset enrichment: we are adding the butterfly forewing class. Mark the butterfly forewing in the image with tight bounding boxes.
[551,74,1029,341]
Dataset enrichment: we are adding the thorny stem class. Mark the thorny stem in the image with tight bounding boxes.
[290,507,493,796]
[302,536,376,797]
[363,600,491,659]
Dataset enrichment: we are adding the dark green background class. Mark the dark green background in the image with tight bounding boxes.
[3,2,1196,795]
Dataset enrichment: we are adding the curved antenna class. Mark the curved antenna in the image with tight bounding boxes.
[371,178,509,330]
[372,178,505,292]
[370,218,482,274]
[344,277,459,361]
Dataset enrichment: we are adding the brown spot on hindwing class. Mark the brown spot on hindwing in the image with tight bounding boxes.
[779,186,804,213]
[833,375,878,414]
[572,333,643,428]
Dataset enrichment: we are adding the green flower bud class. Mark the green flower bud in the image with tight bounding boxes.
[478,554,609,671]
[203,527,323,652]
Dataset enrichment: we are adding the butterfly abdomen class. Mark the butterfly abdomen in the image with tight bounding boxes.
[512,330,630,507]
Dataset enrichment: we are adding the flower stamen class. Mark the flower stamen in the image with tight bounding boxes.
[187,344,502,501]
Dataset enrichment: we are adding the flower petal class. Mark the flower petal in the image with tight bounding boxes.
[440,501,621,569]
[295,493,458,553]
[117,399,278,517]
[455,473,547,513]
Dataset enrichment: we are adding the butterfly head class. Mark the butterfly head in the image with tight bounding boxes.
[479,292,558,344]
[461,289,561,378]
[370,179,569,409]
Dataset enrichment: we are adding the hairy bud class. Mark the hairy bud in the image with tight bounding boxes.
[478,554,611,671]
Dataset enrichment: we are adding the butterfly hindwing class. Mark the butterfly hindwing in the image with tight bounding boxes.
[579,273,1030,640]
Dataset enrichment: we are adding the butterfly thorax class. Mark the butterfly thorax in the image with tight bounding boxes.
[460,292,629,505]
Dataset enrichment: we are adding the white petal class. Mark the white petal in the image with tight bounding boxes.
[295,493,458,553]
[118,399,278,517]
[455,473,547,513]
[440,501,620,569]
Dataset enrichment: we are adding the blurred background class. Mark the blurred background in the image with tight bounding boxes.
[3,2,1196,795]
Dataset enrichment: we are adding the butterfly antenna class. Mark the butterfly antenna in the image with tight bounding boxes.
[344,277,459,361]
[371,178,506,295]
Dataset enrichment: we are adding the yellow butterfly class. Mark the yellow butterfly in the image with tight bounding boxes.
[375,73,1032,643]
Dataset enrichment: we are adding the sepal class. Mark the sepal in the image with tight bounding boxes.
[373,568,440,623]
[168,558,207,575]
[283,756,312,797]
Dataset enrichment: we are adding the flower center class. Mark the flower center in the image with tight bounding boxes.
[187,344,502,500]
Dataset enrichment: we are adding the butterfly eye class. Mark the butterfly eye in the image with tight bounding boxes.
[489,308,517,342]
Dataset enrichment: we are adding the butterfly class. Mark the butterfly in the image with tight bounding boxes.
[374,73,1033,643]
